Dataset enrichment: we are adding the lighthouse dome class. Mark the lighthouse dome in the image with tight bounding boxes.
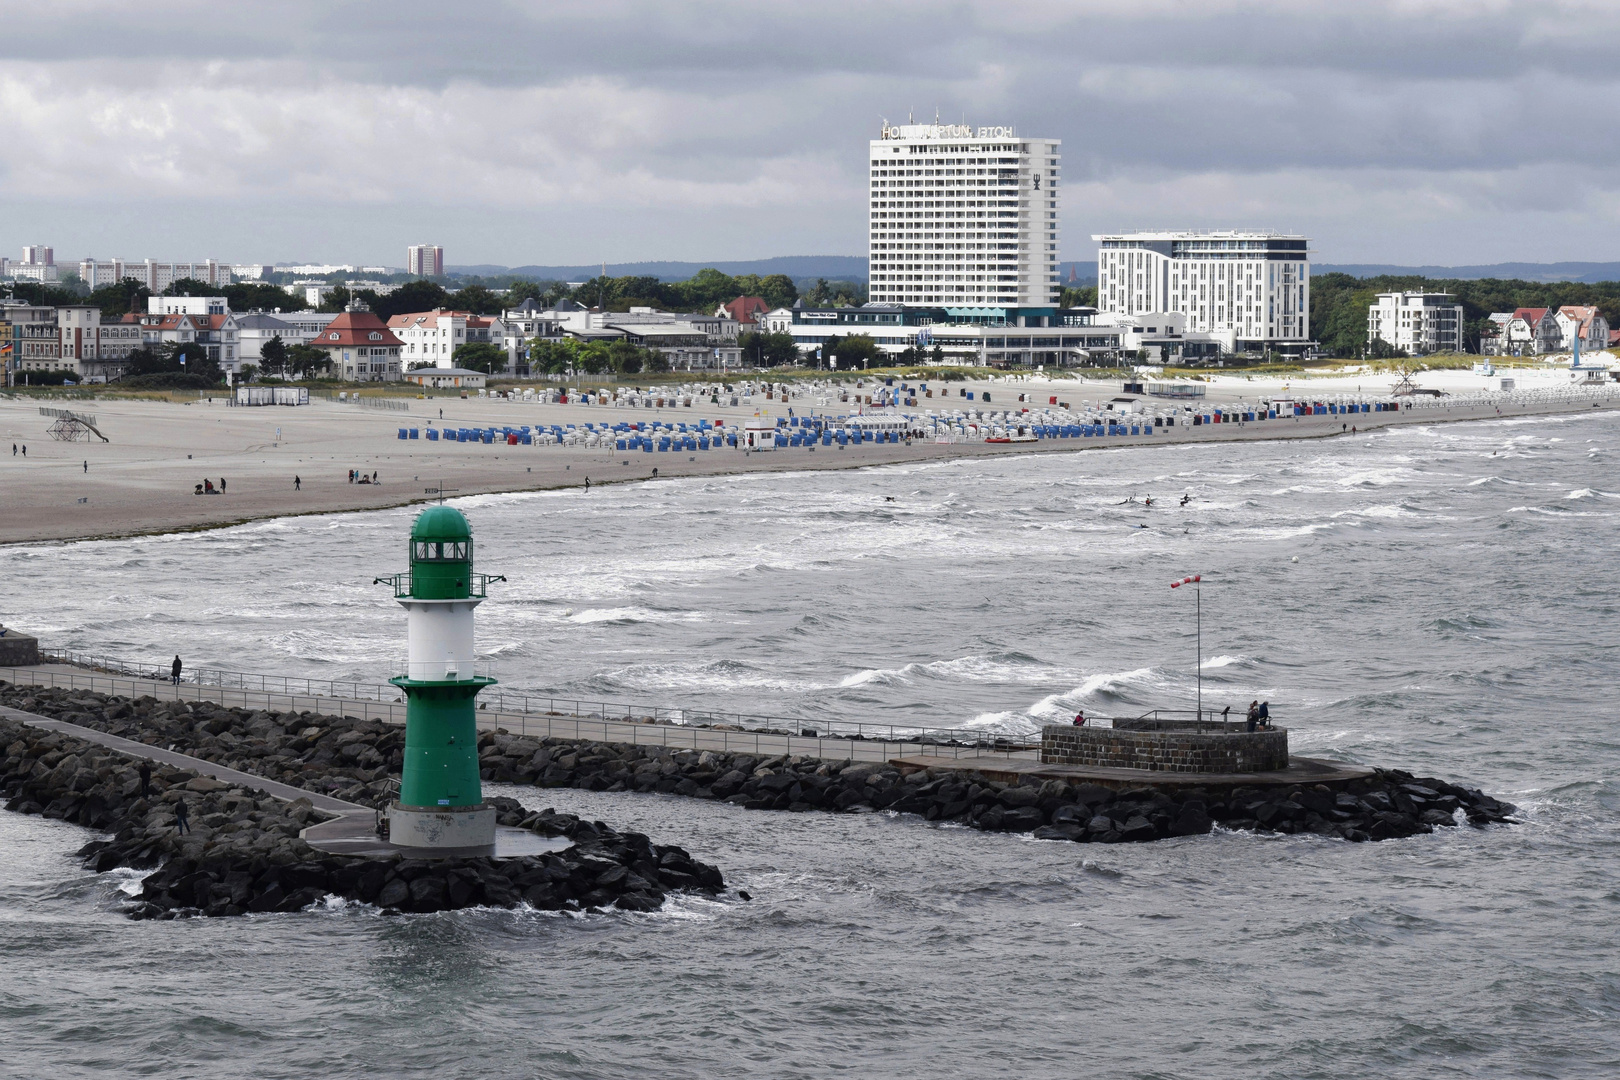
[411,505,472,545]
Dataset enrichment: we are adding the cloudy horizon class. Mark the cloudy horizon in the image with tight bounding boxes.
[1,0,1615,271]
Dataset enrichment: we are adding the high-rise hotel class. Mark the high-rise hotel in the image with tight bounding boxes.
[1092,230,1311,352]
[867,122,1061,309]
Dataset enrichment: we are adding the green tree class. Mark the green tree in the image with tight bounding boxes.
[317,285,352,313]
[828,333,883,369]
[259,335,289,376]
[758,273,798,309]
[1061,285,1098,308]
[287,343,330,378]
[225,282,307,312]
[645,351,670,373]
[607,339,646,375]
[162,277,216,297]
[506,279,548,306]
[365,279,450,320]
[86,277,150,317]
[452,341,507,374]
[577,340,611,374]
[451,284,504,315]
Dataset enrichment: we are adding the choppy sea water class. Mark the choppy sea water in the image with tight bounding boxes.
[4,414,1620,1078]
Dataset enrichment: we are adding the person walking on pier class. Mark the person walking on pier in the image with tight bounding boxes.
[138,761,152,800]
[173,796,190,835]
[171,655,182,685]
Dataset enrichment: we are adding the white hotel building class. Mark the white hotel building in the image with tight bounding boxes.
[868,123,1061,309]
[1093,231,1311,354]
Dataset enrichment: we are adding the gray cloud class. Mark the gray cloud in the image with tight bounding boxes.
[0,0,1616,267]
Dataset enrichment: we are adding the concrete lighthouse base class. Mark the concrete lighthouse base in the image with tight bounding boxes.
[388,802,498,851]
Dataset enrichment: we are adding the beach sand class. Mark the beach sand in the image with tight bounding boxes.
[2,365,1612,545]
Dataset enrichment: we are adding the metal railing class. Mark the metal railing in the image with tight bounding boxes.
[19,649,1040,756]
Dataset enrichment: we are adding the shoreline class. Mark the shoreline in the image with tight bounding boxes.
[3,376,1615,546]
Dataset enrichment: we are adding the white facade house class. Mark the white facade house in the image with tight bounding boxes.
[867,121,1061,308]
[1367,292,1465,355]
[388,309,505,369]
[1094,231,1311,354]
[148,296,228,317]
[1555,306,1610,355]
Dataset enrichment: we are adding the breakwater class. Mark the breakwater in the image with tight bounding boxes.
[2,683,1519,850]
[0,689,725,919]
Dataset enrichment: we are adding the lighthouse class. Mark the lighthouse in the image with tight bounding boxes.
[377,505,504,850]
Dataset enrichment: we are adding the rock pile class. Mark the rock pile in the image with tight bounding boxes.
[1,684,1519,849]
[0,705,724,919]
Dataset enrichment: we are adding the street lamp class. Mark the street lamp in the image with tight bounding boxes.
[1170,574,1203,723]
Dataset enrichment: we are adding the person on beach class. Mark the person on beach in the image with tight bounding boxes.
[584,477,591,492]
[294,475,301,490]
[83,460,87,473]
[1247,701,1259,733]
[174,796,190,835]
[171,655,182,685]
[371,471,377,483]
[138,761,152,799]
[11,444,15,455]
[219,477,226,493]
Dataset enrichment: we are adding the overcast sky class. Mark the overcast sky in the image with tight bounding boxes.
[1,0,1616,270]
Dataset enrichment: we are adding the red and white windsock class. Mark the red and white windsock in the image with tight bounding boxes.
[1169,574,1202,589]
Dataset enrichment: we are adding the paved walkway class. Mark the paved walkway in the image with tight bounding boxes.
[0,703,566,859]
[1,663,1025,766]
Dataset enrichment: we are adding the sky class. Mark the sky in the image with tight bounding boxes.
[0,0,1617,271]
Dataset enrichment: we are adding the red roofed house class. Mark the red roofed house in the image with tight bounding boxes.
[716,295,769,327]
[388,308,510,372]
[308,300,403,381]
[1503,307,1560,356]
[1554,305,1611,356]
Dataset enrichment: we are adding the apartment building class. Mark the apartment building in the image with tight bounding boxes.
[1555,306,1611,355]
[1094,231,1310,354]
[79,258,231,290]
[407,244,443,277]
[1367,292,1465,355]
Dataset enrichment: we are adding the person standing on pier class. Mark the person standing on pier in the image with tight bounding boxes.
[1247,701,1259,733]
[171,655,182,685]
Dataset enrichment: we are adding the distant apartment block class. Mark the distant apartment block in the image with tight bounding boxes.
[1367,292,1464,355]
[407,244,443,277]
[1095,231,1310,354]
[80,258,231,290]
[9,245,59,282]
[22,245,53,266]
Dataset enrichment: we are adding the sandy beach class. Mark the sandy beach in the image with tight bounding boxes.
[2,364,1613,545]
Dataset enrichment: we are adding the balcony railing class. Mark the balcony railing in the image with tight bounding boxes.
[373,573,505,599]
[391,658,495,683]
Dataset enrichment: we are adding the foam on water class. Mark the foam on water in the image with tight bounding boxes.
[5,410,1620,1078]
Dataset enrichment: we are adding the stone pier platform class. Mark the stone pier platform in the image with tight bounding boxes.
[890,752,1374,790]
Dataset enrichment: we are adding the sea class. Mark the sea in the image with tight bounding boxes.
[3,412,1619,1079]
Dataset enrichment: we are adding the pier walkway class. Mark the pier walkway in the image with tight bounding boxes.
[890,752,1374,789]
[1,662,1023,767]
[0,701,567,859]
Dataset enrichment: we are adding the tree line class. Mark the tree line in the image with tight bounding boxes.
[1311,273,1620,357]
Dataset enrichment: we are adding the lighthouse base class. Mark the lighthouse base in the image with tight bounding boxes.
[388,802,498,850]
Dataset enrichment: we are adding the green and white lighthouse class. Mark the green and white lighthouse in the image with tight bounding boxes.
[377,506,504,850]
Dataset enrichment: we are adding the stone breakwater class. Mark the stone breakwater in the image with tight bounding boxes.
[0,699,725,920]
[1,684,1520,848]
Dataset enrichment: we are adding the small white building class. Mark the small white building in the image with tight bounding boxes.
[404,366,485,390]
[1555,306,1610,355]
[1367,292,1465,355]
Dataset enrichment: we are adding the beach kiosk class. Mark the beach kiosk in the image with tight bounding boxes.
[375,506,504,849]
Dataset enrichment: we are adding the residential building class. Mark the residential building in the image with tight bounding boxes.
[1367,292,1465,356]
[10,246,58,282]
[500,298,566,373]
[1503,308,1561,355]
[1555,306,1611,355]
[22,245,53,267]
[868,121,1061,308]
[269,309,341,341]
[58,307,147,379]
[390,309,508,370]
[235,313,300,364]
[557,306,742,369]
[717,296,769,327]
[117,311,242,373]
[1,302,60,381]
[1093,230,1311,355]
[149,296,228,317]
[1480,313,1513,356]
[305,301,403,381]
[407,244,443,277]
[230,264,274,280]
[79,258,230,290]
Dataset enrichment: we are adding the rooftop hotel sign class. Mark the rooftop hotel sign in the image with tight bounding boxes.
[880,123,1016,140]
